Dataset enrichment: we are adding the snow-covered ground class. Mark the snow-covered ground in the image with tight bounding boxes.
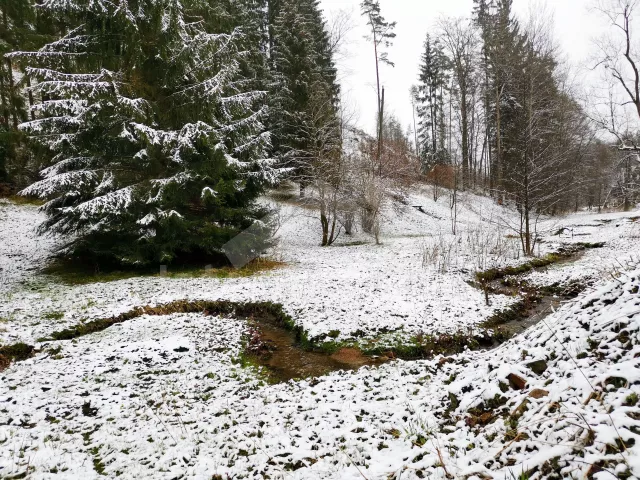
[0,200,57,295]
[3,188,637,347]
[1,191,639,479]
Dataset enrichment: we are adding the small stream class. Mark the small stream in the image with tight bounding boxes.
[246,320,387,382]
[481,247,591,335]
[246,246,596,381]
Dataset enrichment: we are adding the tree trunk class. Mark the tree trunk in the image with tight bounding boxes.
[0,62,8,126]
[495,84,503,203]
[6,58,18,129]
[378,87,384,176]
[321,211,329,246]
[460,89,469,190]
[26,75,35,121]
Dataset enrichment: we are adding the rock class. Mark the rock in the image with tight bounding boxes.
[507,373,527,390]
[526,360,548,375]
[529,388,549,399]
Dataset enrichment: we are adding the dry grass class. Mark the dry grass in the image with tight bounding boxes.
[44,257,286,285]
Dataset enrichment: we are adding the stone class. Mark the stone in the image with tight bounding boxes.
[507,373,527,390]
[526,360,548,375]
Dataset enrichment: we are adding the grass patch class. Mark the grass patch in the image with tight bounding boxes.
[0,343,36,362]
[43,257,285,285]
[481,300,529,329]
[475,243,604,284]
[0,343,36,371]
[475,253,563,283]
[361,330,510,360]
[38,300,308,346]
[3,195,45,206]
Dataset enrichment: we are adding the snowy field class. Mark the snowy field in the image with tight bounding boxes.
[1,191,640,479]
[1,188,637,347]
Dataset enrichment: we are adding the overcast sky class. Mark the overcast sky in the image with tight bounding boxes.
[319,0,605,135]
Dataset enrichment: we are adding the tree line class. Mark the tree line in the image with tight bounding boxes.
[0,0,638,264]
[411,0,640,254]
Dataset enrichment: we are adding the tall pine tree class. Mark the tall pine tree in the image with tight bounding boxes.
[417,34,449,172]
[473,0,525,198]
[15,0,280,265]
[269,0,340,196]
[0,0,52,186]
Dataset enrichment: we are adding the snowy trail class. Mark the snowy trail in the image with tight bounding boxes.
[0,200,57,295]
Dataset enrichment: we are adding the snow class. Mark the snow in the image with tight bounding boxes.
[1,189,638,347]
[0,189,524,346]
[0,200,58,296]
[1,192,639,479]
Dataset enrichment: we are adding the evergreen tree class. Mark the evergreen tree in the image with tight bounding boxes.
[473,0,525,197]
[360,0,395,172]
[269,0,340,196]
[417,34,449,172]
[0,0,52,186]
[15,0,280,265]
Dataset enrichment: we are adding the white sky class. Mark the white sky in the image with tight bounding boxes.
[319,0,604,135]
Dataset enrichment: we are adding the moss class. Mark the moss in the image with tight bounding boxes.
[360,329,507,360]
[475,244,604,284]
[0,343,35,362]
[624,392,638,406]
[481,301,528,329]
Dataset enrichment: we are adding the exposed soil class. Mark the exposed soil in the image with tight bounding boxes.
[246,320,386,382]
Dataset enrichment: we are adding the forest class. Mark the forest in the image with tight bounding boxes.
[1,0,640,479]
[0,0,638,263]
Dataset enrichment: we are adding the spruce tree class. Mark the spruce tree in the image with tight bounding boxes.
[15,0,280,265]
[0,0,52,186]
[269,0,340,196]
[473,0,524,197]
[417,34,449,172]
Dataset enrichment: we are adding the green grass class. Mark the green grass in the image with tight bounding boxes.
[475,243,605,284]
[360,330,510,360]
[475,253,563,283]
[0,343,35,361]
